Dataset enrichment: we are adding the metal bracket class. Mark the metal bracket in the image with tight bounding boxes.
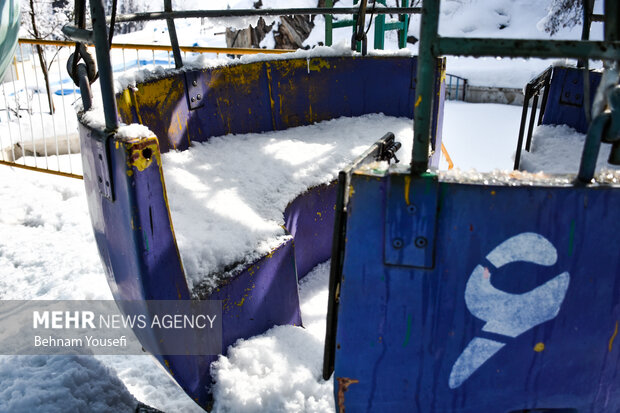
[184,72,206,110]
[559,69,584,107]
[87,128,114,201]
[384,173,438,268]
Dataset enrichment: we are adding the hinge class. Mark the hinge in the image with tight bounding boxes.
[384,173,438,268]
[184,71,206,110]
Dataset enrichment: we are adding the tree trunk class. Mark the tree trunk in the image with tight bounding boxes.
[29,0,55,114]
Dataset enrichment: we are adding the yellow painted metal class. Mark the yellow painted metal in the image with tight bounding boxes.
[18,38,293,55]
[0,160,83,180]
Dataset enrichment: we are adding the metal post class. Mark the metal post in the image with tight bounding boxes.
[89,0,119,132]
[412,0,440,174]
[525,93,539,152]
[398,0,409,49]
[165,0,183,68]
[455,77,459,101]
[513,85,531,170]
[325,0,333,46]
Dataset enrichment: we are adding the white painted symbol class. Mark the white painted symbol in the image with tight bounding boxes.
[448,232,570,389]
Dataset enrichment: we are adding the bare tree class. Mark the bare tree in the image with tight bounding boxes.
[540,0,583,36]
[21,0,72,114]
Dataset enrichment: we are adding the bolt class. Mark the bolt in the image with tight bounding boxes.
[191,97,196,103]
[392,238,404,249]
[192,80,197,86]
[97,176,103,184]
[415,236,428,248]
[407,204,417,214]
[197,94,202,100]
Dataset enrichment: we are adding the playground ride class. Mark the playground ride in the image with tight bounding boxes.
[65,0,440,408]
[61,0,620,411]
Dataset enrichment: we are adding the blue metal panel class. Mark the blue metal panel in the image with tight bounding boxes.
[333,171,620,412]
[79,124,302,408]
[542,66,602,134]
[116,56,445,155]
[284,183,337,280]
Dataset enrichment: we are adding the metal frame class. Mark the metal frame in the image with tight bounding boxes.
[412,0,620,177]
[513,66,552,170]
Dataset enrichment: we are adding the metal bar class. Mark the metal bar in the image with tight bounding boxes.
[18,44,38,168]
[411,0,440,174]
[1,83,17,163]
[56,52,72,173]
[577,114,607,183]
[0,159,83,179]
[30,44,49,169]
[9,57,26,166]
[111,7,422,24]
[20,38,293,55]
[537,71,551,125]
[164,0,183,68]
[436,37,620,61]
[325,0,333,46]
[90,0,119,131]
[525,93,539,152]
[514,85,531,170]
[61,26,93,43]
[455,77,459,101]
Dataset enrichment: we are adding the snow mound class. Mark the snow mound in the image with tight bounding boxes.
[520,124,620,175]
[0,355,137,413]
[211,261,333,413]
[162,114,413,292]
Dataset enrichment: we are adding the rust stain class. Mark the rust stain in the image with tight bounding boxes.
[609,321,618,352]
[404,175,411,205]
[337,377,359,413]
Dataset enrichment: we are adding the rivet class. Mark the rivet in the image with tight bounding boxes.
[197,94,202,100]
[415,237,428,248]
[191,97,196,103]
[392,238,404,249]
[192,80,197,86]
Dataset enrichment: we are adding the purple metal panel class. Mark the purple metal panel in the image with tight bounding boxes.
[284,183,338,280]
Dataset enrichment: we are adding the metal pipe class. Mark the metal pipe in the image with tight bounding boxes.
[89,0,119,132]
[411,0,440,174]
[577,113,608,183]
[164,0,183,68]
[525,93,539,152]
[33,37,293,54]
[437,38,620,61]
[110,7,422,24]
[514,85,531,170]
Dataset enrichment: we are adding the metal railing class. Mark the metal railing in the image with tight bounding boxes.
[445,73,467,101]
[513,66,552,170]
[0,38,292,179]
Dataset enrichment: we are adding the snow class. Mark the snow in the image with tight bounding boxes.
[211,261,333,413]
[0,355,137,413]
[162,114,413,292]
[519,124,620,175]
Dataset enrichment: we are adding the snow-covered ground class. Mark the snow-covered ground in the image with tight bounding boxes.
[2,0,618,411]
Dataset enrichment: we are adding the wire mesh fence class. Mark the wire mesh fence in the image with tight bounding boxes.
[0,39,289,179]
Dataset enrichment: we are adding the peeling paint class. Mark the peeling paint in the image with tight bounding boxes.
[609,321,618,352]
[337,377,359,413]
